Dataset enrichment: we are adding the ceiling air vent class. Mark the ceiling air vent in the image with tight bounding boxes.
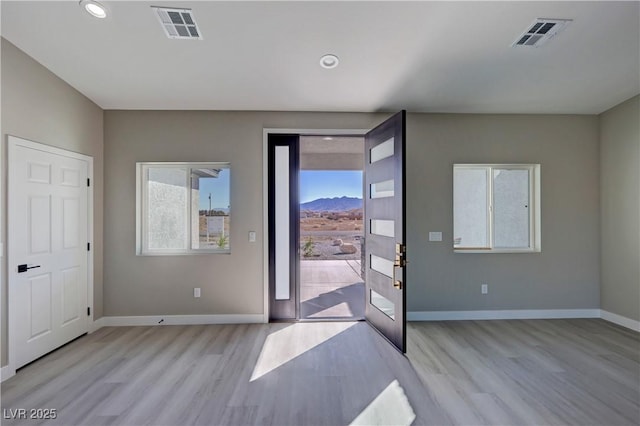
[152,7,202,40]
[512,18,571,47]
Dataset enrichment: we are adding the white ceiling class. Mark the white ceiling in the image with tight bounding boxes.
[2,1,638,114]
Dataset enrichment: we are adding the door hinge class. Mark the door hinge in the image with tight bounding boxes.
[87,242,91,251]
[87,178,90,187]
[87,307,91,316]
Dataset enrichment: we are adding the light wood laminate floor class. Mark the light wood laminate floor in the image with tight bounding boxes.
[1,322,444,426]
[408,319,639,426]
[1,319,638,425]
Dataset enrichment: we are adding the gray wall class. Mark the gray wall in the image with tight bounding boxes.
[599,95,640,321]
[406,114,600,312]
[104,111,601,318]
[103,111,384,316]
[1,38,104,367]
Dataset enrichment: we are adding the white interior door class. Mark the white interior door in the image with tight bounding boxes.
[8,136,90,369]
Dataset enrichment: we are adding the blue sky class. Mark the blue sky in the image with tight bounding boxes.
[198,169,363,209]
[300,171,363,203]
[199,168,231,210]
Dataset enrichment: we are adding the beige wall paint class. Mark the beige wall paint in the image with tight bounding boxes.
[1,39,104,367]
[104,110,601,319]
[599,95,640,321]
[405,114,601,312]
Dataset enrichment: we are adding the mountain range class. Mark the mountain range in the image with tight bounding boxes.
[300,196,362,212]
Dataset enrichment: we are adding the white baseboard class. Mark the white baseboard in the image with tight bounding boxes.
[101,314,264,327]
[600,310,640,332]
[89,317,105,333]
[408,309,601,321]
[1,365,16,382]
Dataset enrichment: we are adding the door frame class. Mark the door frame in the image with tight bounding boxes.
[6,135,94,377]
[262,129,369,322]
[267,134,300,321]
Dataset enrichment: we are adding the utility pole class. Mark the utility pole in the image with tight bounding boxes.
[209,193,212,215]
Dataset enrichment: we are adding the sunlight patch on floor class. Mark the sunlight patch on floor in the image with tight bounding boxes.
[349,380,416,426]
[250,322,356,382]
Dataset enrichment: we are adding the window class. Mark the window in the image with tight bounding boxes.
[136,162,230,255]
[453,164,540,253]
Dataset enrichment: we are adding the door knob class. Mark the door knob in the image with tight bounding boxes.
[17,264,41,273]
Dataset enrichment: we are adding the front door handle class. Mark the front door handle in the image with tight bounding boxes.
[394,255,408,268]
[17,264,41,273]
[392,256,407,289]
[392,243,407,289]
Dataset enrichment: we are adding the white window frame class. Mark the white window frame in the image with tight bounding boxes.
[454,163,541,253]
[136,161,231,255]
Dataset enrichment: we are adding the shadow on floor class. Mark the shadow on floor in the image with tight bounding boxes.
[300,282,365,320]
[300,259,365,320]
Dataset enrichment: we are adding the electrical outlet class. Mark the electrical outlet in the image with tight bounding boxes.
[194,287,201,298]
[481,284,488,295]
[249,231,256,242]
[428,232,443,242]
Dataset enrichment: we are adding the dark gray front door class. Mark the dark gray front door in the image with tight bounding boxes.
[364,111,407,352]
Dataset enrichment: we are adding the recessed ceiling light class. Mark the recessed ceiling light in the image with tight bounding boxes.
[322,137,334,141]
[320,54,339,69]
[80,0,107,19]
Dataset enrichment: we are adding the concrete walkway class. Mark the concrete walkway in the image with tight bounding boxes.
[300,260,365,320]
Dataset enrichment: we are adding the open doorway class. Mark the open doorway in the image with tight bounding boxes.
[298,136,365,320]
[267,112,407,350]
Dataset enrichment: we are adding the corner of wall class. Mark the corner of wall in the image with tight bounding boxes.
[598,94,640,323]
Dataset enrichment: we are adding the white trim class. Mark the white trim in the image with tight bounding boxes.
[1,365,16,383]
[262,128,370,323]
[601,310,640,332]
[263,129,369,137]
[453,163,541,253]
[136,162,231,256]
[101,314,264,327]
[7,136,95,161]
[408,309,601,321]
[89,317,105,333]
[87,155,94,328]
[7,135,94,371]
[262,130,269,323]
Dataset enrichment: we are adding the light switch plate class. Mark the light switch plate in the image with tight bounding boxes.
[194,288,201,298]
[249,231,256,242]
[429,232,443,242]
